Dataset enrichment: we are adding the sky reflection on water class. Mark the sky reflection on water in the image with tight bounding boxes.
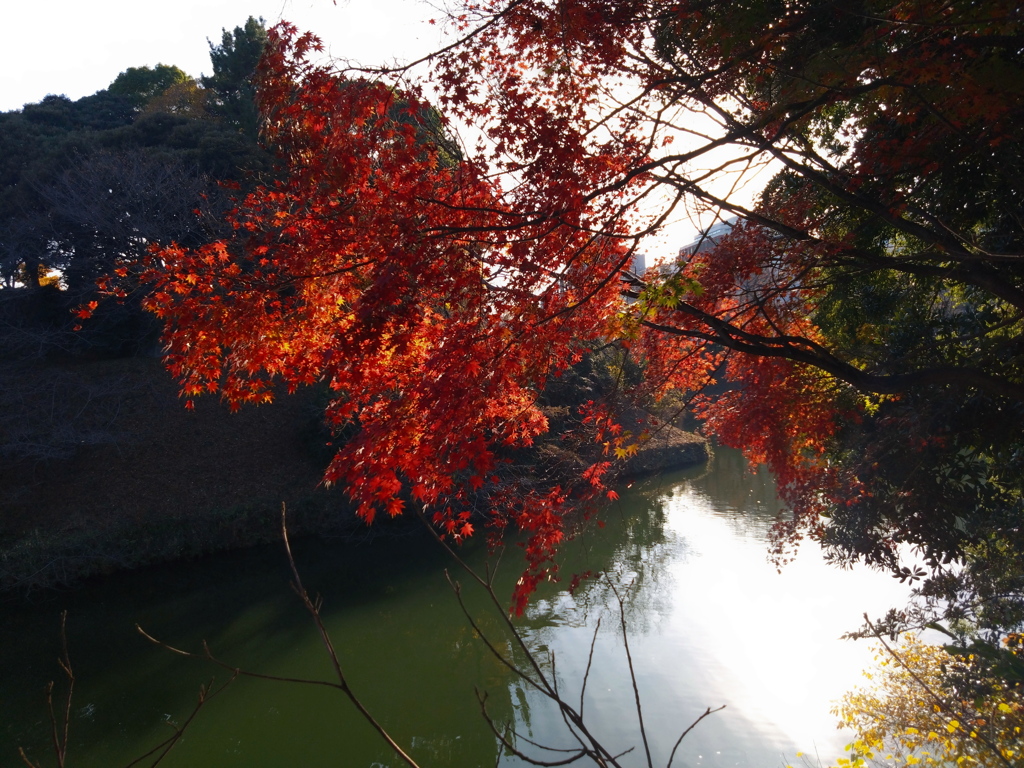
[512,448,914,767]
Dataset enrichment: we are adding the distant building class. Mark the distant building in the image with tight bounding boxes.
[678,216,737,258]
[623,217,738,306]
[620,252,647,304]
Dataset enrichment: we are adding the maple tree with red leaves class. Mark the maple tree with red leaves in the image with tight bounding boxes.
[121,24,639,613]
[107,2,1024,626]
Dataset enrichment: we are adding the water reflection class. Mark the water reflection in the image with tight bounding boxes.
[5,533,524,767]
[507,449,913,767]
[3,448,912,767]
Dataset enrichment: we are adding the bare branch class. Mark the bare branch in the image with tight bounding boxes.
[666,706,727,768]
[606,579,653,768]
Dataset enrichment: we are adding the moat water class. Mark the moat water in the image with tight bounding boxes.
[3,448,913,767]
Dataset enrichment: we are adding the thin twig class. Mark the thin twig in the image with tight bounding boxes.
[421,509,624,767]
[21,611,76,768]
[122,676,237,768]
[476,689,592,767]
[579,617,602,718]
[280,504,424,768]
[135,626,348,691]
[666,706,726,768]
[136,506,424,768]
[607,578,653,768]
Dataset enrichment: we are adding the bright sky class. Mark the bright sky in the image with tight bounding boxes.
[1,0,445,113]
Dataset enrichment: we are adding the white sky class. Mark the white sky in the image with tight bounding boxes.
[1,0,446,113]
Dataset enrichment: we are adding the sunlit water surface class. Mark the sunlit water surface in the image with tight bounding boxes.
[3,448,912,767]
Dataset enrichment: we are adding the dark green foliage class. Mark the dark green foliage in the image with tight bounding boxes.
[0,20,269,360]
[108,64,190,108]
[384,96,462,168]
[824,387,1024,644]
[649,0,1024,652]
[201,16,268,138]
[540,343,644,411]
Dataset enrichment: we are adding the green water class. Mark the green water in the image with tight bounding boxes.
[2,449,912,767]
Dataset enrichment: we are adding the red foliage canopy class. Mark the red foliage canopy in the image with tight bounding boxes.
[425,0,1024,564]
[133,25,638,612]
[108,1,1024,609]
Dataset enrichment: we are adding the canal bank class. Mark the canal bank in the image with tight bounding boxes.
[1,356,708,595]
